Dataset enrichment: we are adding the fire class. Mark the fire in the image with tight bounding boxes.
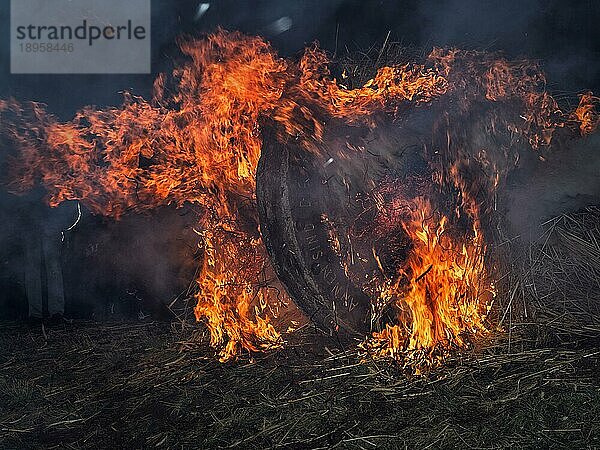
[296,46,448,119]
[364,197,492,362]
[193,230,283,361]
[1,30,294,360]
[572,92,600,135]
[1,30,597,363]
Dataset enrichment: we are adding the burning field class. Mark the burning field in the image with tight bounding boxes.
[1,30,598,361]
[1,22,600,449]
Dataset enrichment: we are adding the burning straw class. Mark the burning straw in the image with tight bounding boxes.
[0,30,598,364]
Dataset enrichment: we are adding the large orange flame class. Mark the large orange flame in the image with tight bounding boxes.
[365,197,492,364]
[1,30,597,362]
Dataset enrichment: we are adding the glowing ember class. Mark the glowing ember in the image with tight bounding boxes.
[0,29,597,363]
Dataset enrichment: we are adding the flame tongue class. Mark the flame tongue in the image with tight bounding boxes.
[194,230,283,361]
[1,30,597,363]
[366,196,492,361]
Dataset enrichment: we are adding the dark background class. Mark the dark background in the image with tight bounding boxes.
[1,0,599,319]
[1,0,599,115]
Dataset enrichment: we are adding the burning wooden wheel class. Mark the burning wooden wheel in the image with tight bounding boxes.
[257,113,433,338]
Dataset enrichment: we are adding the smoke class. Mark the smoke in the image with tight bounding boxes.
[410,0,600,237]
[0,0,599,320]
[504,133,600,241]
[413,0,600,92]
[61,206,200,320]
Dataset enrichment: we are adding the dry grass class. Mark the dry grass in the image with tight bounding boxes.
[1,321,599,449]
[495,207,600,347]
[1,209,599,449]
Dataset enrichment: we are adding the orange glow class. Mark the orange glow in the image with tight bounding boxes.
[1,30,597,362]
[364,197,492,362]
[193,231,284,362]
[571,92,600,135]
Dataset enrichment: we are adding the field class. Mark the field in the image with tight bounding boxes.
[1,321,599,449]
[1,210,599,449]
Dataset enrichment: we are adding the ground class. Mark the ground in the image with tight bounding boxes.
[0,320,599,449]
